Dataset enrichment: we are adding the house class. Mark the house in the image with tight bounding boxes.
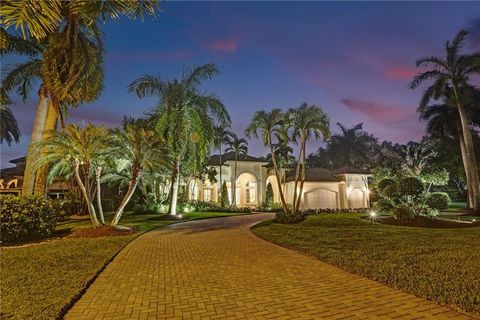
[0,156,69,198]
[188,152,371,209]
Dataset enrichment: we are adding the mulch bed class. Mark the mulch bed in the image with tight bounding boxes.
[378,216,480,228]
[68,226,136,238]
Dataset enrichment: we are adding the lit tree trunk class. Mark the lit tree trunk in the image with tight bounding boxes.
[454,91,480,212]
[231,155,238,207]
[95,166,105,224]
[458,130,474,208]
[219,147,223,206]
[22,87,48,195]
[112,168,141,226]
[268,137,289,213]
[169,158,180,215]
[295,138,307,212]
[74,159,101,227]
[34,100,58,196]
[292,141,304,215]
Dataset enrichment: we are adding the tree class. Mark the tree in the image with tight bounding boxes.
[1,1,159,196]
[327,123,377,169]
[128,64,230,215]
[418,86,480,207]
[214,126,233,207]
[0,105,20,145]
[225,133,248,207]
[245,109,289,213]
[287,102,330,214]
[107,121,164,226]
[221,181,230,207]
[400,141,437,176]
[31,124,110,227]
[410,29,480,212]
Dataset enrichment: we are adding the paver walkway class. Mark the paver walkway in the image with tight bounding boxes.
[66,214,468,320]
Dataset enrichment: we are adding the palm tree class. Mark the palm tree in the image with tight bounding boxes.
[245,109,289,213]
[0,105,20,145]
[214,126,233,206]
[107,122,164,226]
[287,102,330,214]
[31,124,110,227]
[129,64,230,215]
[418,86,480,207]
[1,1,159,196]
[327,123,376,168]
[410,29,480,211]
[225,133,248,207]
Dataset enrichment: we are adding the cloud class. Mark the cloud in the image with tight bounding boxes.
[341,99,415,124]
[384,66,418,80]
[68,107,123,127]
[205,38,237,53]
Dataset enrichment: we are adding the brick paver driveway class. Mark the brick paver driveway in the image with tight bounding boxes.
[66,213,468,319]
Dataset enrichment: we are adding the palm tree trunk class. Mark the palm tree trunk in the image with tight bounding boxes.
[74,159,101,227]
[268,138,289,213]
[95,166,105,224]
[454,94,480,212]
[458,130,474,208]
[22,87,49,195]
[232,155,238,207]
[295,139,307,212]
[292,141,304,215]
[33,100,58,196]
[112,169,141,226]
[219,148,223,206]
[169,158,180,215]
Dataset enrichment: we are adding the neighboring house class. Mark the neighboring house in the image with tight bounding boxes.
[188,152,371,209]
[0,156,68,198]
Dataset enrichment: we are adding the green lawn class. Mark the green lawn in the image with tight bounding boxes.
[0,211,246,320]
[445,201,468,212]
[252,213,480,317]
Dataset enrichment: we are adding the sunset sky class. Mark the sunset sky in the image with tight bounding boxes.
[2,1,479,168]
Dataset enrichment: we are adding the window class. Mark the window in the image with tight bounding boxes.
[246,182,256,203]
[204,189,212,202]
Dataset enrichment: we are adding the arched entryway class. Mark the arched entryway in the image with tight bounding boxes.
[266,175,280,204]
[188,179,201,201]
[235,172,258,207]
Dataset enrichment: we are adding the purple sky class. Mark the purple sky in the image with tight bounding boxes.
[2,1,480,168]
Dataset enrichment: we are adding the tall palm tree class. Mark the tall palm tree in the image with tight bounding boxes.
[214,126,233,206]
[129,64,230,215]
[245,109,289,213]
[287,102,330,214]
[0,105,20,145]
[327,123,376,168]
[410,29,480,211]
[31,124,110,227]
[106,122,164,226]
[418,86,480,207]
[1,1,159,196]
[225,133,248,207]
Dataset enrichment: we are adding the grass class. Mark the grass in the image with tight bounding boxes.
[252,213,480,317]
[445,201,468,212]
[0,211,246,320]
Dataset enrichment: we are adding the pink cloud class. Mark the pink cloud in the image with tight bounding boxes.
[341,99,415,123]
[206,39,237,53]
[384,66,418,80]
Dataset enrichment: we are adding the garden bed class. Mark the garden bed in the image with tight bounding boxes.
[377,215,480,228]
[68,226,137,238]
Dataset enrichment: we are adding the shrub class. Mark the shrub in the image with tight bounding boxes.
[377,178,395,192]
[0,195,59,243]
[392,204,416,220]
[274,211,305,224]
[257,202,283,212]
[374,198,394,213]
[132,202,168,214]
[425,192,450,211]
[382,184,398,199]
[220,181,230,207]
[397,177,424,197]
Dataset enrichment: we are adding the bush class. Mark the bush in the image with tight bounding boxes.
[132,202,168,214]
[274,211,305,224]
[220,181,229,207]
[257,202,283,212]
[377,178,395,192]
[392,204,416,220]
[374,198,394,213]
[382,184,398,199]
[0,195,59,243]
[397,177,424,197]
[425,192,450,211]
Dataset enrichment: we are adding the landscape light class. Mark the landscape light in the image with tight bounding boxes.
[370,211,377,217]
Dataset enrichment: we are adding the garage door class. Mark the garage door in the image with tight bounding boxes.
[350,189,365,208]
[304,189,337,209]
